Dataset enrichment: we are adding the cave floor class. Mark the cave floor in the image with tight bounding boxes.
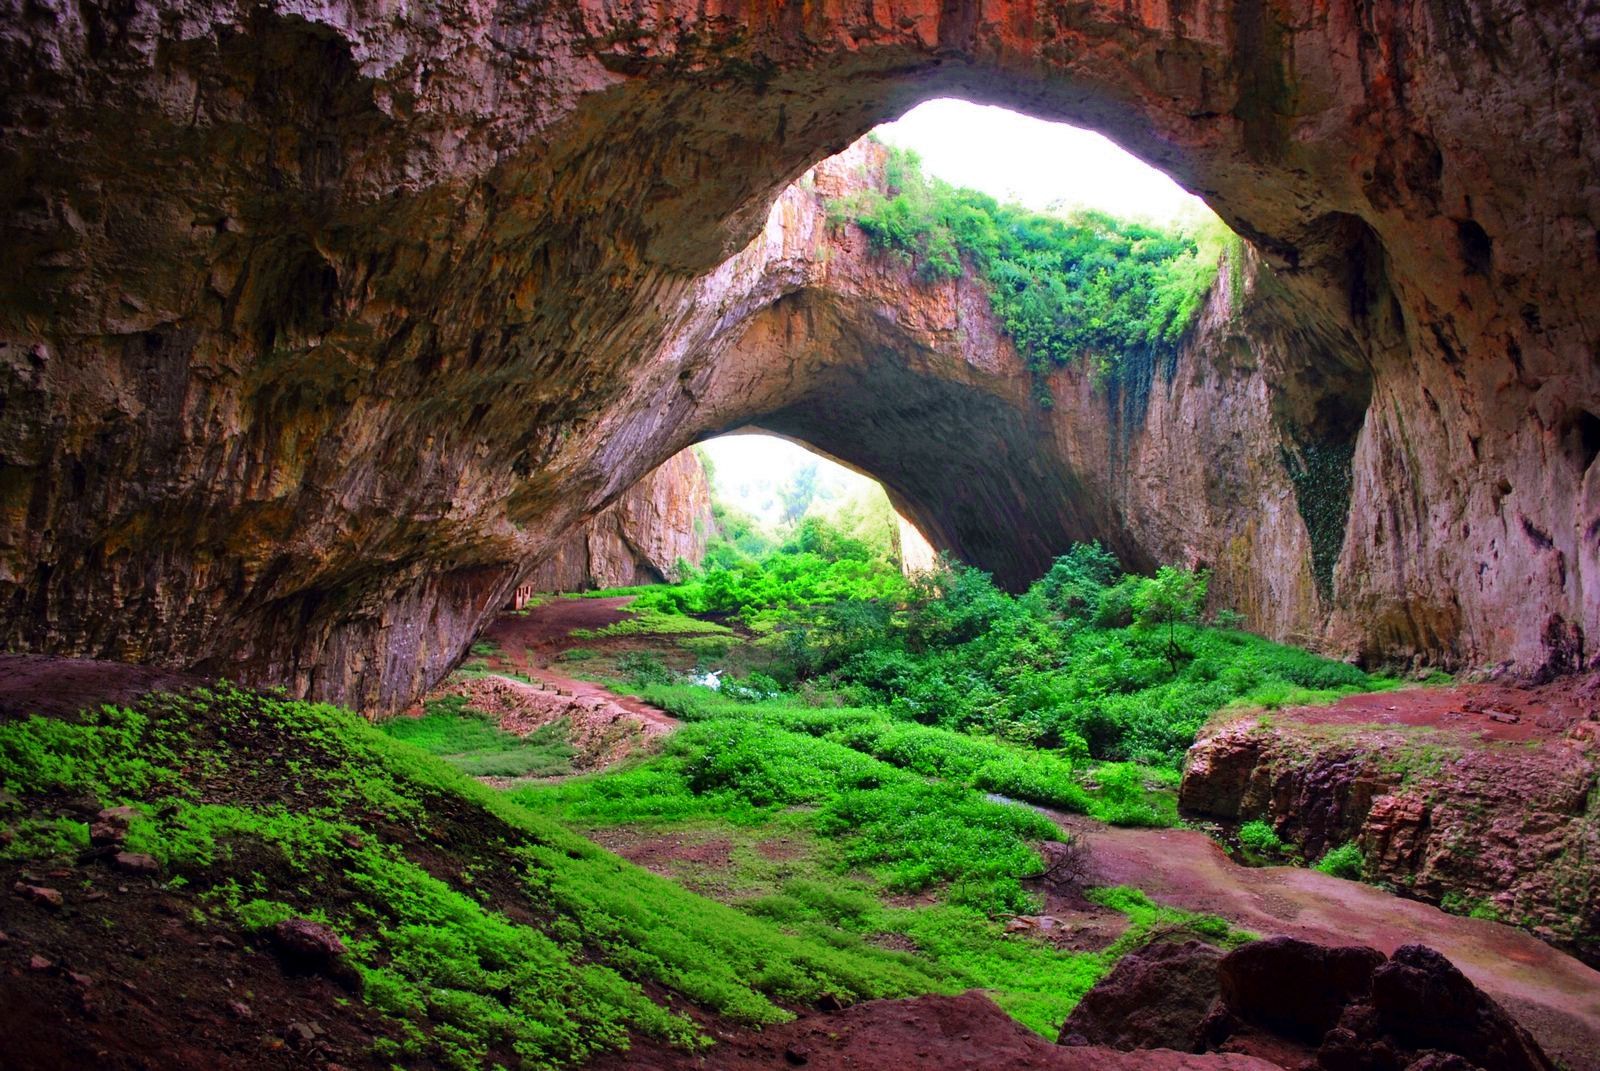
[475,596,1600,1069]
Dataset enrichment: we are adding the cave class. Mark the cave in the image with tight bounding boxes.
[1,2,1598,1067]
[0,1,1594,711]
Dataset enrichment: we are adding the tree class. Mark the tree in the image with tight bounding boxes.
[1131,565,1209,672]
[778,462,819,524]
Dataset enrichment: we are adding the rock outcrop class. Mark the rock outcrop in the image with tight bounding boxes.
[521,449,713,594]
[1,0,1596,710]
[1061,936,1555,1071]
[1058,940,1227,1053]
[1180,694,1600,964]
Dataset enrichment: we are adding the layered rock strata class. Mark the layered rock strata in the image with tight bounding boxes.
[2,0,1596,709]
[1181,705,1600,964]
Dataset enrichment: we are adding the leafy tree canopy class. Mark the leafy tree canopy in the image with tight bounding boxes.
[835,147,1229,402]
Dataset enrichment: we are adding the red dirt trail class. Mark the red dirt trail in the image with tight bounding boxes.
[1048,812,1600,1069]
[485,598,1600,1068]
[481,595,680,732]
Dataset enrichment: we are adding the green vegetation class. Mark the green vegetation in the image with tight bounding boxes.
[513,708,1249,1034]
[1237,819,1287,856]
[835,147,1227,403]
[0,681,1255,1065]
[377,695,576,779]
[1238,819,1285,853]
[1439,891,1503,922]
[617,534,1392,772]
[1315,842,1366,881]
[0,686,985,1068]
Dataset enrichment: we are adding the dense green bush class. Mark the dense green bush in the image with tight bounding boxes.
[837,147,1223,396]
[1315,843,1366,881]
[1237,819,1286,855]
[616,533,1391,770]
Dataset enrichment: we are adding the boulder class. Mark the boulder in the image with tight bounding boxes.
[1217,937,1385,1043]
[1368,945,1553,1071]
[1060,939,1555,1071]
[1058,940,1224,1052]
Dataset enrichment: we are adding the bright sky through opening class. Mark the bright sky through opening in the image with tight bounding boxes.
[702,104,1215,494]
[874,99,1210,223]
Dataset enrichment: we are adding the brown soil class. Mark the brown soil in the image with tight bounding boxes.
[586,830,735,880]
[586,990,1278,1070]
[491,596,641,651]
[1049,814,1600,1071]
[1285,672,1600,744]
[2,853,390,1071]
[0,654,202,721]
[481,597,682,735]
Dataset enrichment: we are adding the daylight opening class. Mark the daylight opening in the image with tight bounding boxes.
[695,431,936,575]
[876,99,1214,224]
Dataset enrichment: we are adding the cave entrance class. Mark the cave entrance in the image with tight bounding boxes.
[659,99,1267,590]
[695,430,937,576]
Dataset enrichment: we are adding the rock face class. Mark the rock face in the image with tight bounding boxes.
[0,0,1596,710]
[1059,940,1226,1052]
[522,449,713,593]
[1062,936,1554,1071]
[1180,707,1600,964]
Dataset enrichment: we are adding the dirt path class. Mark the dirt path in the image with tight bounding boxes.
[481,596,680,733]
[1050,812,1600,1069]
[474,602,1600,1064]
[1281,671,1600,744]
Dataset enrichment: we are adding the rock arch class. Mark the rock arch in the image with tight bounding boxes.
[0,1,1594,708]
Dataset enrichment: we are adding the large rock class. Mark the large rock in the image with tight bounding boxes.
[521,448,714,593]
[1217,937,1385,1044]
[1,0,1596,711]
[1059,938,1555,1071]
[1059,940,1225,1052]
[1180,711,1600,963]
[1366,945,1554,1071]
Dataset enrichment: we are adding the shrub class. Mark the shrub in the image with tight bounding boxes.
[618,652,674,685]
[1237,820,1285,854]
[839,147,1221,389]
[1314,843,1365,880]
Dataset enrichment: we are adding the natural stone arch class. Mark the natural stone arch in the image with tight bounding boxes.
[0,1,1594,709]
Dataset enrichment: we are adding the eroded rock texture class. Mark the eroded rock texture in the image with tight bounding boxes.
[1,0,1597,710]
[1061,936,1555,1071]
[522,448,712,593]
[1181,705,1600,964]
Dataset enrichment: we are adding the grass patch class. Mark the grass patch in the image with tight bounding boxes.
[377,696,576,779]
[0,685,968,1068]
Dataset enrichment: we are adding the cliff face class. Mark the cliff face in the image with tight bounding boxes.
[1180,692,1600,964]
[523,450,713,594]
[1,0,1596,710]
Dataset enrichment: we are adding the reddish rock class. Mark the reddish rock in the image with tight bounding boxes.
[13,882,64,909]
[1059,940,1225,1052]
[111,852,159,877]
[1182,695,1600,962]
[1363,794,1430,873]
[27,954,53,972]
[89,821,126,847]
[1368,945,1554,1071]
[269,918,359,992]
[96,806,139,827]
[1058,938,1555,1071]
[1217,937,1386,1043]
[270,918,346,963]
